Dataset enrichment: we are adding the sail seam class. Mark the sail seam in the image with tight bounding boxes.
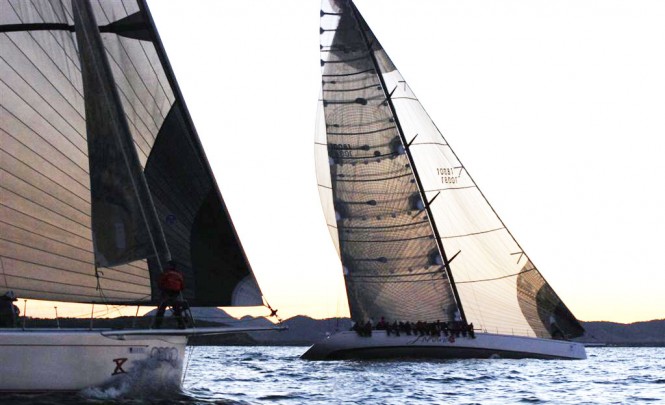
[440,227,505,240]
[456,268,537,284]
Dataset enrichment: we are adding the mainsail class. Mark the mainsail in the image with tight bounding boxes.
[0,0,262,307]
[316,0,583,339]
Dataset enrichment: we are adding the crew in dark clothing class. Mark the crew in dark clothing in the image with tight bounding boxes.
[0,291,20,328]
[154,261,190,329]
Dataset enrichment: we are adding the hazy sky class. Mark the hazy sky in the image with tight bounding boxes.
[25,0,665,324]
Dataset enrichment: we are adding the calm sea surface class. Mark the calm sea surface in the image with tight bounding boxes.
[4,347,664,404]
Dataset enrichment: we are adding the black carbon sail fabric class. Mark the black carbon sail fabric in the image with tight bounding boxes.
[317,0,460,323]
[316,0,583,338]
[0,0,262,306]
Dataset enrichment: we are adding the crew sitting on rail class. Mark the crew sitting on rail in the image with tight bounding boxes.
[0,291,20,328]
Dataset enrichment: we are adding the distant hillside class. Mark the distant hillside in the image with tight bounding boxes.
[22,309,664,347]
[577,319,665,346]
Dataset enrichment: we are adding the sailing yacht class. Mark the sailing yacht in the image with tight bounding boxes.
[303,0,586,360]
[0,0,277,392]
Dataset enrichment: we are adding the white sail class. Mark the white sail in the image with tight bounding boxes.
[316,0,583,339]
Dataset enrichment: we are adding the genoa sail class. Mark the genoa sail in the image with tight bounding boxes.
[0,0,262,307]
[316,0,583,339]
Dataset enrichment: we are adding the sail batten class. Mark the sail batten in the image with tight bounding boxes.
[316,0,583,339]
[0,0,262,307]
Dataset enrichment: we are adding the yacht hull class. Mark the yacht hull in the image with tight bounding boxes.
[0,329,187,392]
[301,331,586,360]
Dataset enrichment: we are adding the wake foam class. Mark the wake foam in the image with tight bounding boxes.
[80,356,183,400]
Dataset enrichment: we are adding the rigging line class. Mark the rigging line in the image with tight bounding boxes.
[317,183,332,189]
[2,19,86,107]
[0,127,89,197]
[1,156,91,218]
[456,268,537,284]
[440,226,506,240]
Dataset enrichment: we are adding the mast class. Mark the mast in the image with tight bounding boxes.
[348,2,467,323]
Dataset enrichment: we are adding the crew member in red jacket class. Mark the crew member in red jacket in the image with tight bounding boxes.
[154,261,189,329]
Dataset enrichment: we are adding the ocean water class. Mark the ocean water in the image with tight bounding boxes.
[3,347,664,404]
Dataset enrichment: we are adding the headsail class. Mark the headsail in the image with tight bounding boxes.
[0,0,262,307]
[316,0,583,339]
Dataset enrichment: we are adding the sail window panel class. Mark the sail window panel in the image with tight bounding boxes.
[1,167,89,227]
[0,238,94,278]
[410,145,471,193]
[1,188,90,239]
[442,231,537,335]
[0,146,89,213]
[1,32,85,126]
[444,230,522,282]
[95,264,151,292]
[91,0,138,25]
[457,280,537,336]
[428,187,504,239]
[2,0,73,25]
[0,204,90,251]
[392,98,450,147]
[317,186,338,229]
[346,268,455,322]
[102,33,176,165]
[314,143,332,189]
[0,79,88,177]
[1,57,86,154]
[0,221,92,264]
[97,259,150,281]
[3,259,148,302]
[332,153,412,181]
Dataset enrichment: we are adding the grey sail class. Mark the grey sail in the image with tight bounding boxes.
[317,0,460,324]
[0,0,262,307]
[316,0,583,339]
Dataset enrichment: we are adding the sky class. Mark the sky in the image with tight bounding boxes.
[24,0,665,324]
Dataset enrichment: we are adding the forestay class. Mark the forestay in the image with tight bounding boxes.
[0,0,262,307]
[316,0,583,339]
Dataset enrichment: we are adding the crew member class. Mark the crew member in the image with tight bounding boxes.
[154,261,189,329]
